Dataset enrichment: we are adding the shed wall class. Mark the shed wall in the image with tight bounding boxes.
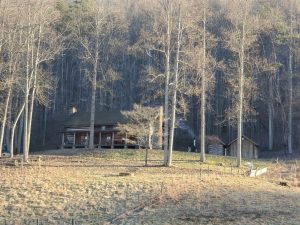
[229,139,258,159]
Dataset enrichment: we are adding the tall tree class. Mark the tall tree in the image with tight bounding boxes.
[287,0,296,154]
[140,0,178,166]
[89,6,101,149]
[168,3,182,165]
[200,0,207,163]
[225,0,259,166]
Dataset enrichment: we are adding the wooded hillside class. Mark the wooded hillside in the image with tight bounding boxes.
[0,0,299,157]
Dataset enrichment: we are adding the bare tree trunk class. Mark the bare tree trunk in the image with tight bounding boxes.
[27,24,42,150]
[200,3,206,163]
[17,113,24,155]
[169,4,181,164]
[0,30,16,156]
[287,0,293,154]
[163,2,172,166]
[23,7,32,162]
[10,104,25,158]
[5,99,12,152]
[148,123,153,150]
[287,45,293,154]
[60,54,64,111]
[0,0,5,53]
[89,10,100,149]
[0,22,16,156]
[268,75,273,150]
[158,106,163,149]
[42,107,48,146]
[0,87,12,157]
[237,20,245,167]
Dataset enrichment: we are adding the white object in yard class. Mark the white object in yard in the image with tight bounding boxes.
[250,167,267,177]
[1,152,11,157]
[245,162,254,169]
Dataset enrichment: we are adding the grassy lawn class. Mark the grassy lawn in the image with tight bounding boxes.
[0,149,299,224]
[40,148,272,167]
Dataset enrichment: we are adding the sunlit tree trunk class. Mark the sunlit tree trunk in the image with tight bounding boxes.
[0,88,12,157]
[287,0,294,154]
[169,4,181,165]
[200,3,207,163]
[23,5,32,162]
[27,24,42,150]
[0,30,16,156]
[89,9,100,149]
[10,104,25,158]
[148,122,153,150]
[17,113,24,155]
[237,20,245,167]
[268,75,273,150]
[163,1,172,166]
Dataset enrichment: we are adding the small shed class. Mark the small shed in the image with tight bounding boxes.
[227,136,259,159]
[206,136,225,156]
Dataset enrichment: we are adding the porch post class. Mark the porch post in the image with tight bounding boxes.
[61,133,64,150]
[111,132,114,149]
[72,133,76,149]
[85,133,88,149]
[98,132,101,149]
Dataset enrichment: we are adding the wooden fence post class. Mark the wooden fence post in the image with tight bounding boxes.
[145,148,148,166]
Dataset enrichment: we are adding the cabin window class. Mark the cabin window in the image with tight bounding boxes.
[66,134,74,144]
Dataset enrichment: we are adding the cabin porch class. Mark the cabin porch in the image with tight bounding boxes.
[61,128,136,149]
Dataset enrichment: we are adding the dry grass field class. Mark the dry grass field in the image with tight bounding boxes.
[0,149,299,225]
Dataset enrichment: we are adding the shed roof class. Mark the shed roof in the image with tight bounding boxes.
[206,135,225,145]
[227,135,259,147]
[64,111,128,128]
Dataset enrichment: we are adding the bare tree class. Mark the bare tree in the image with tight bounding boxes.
[67,0,107,150]
[89,6,101,149]
[225,0,258,167]
[0,1,22,157]
[287,0,297,154]
[168,3,182,165]
[200,0,207,163]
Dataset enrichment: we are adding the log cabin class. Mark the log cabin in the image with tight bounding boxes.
[61,106,163,150]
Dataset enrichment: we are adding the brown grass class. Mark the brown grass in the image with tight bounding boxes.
[0,149,299,224]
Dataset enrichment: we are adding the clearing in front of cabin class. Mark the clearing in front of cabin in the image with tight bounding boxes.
[0,149,299,225]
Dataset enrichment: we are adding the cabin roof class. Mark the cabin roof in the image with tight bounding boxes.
[227,135,259,147]
[64,110,128,128]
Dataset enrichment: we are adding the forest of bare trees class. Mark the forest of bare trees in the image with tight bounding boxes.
[0,0,299,164]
